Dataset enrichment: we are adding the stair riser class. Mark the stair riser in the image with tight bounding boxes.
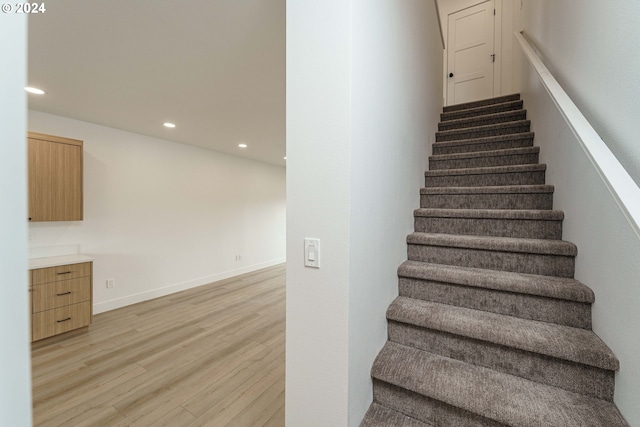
[399,278,591,329]
[388,322,615,401]
[414,217,562,240]
[438,111,527,132]
[407,244,575,277]
[425,170,546,187]
[433,137,534,155]
[373,380,505,427]
[430,152,539,170]
[443,94,521,113]
[421,192,553,210]
[436,123,530,142]
[441,101,524,122]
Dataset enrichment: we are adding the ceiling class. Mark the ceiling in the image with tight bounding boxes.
[27,0,286,166]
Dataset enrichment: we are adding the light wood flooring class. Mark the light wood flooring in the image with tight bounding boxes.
[31,264,286,427]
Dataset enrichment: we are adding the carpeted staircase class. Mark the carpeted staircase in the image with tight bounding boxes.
[361,94,629,426]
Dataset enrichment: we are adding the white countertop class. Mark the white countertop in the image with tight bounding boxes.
[29,254,94,270]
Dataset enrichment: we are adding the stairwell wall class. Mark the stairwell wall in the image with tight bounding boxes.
[286,1,443,426]
[349,0,443,424]
[27,111,286,314]
[521,0,640,186]
[514,3,640,423]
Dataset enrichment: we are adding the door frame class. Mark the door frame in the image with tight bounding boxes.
[441,0,503,105]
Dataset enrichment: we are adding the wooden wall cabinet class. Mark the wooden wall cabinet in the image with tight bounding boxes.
[28,132,84,222]
[30,260,93,342]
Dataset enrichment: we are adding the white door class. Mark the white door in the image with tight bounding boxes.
[447,1,495,105]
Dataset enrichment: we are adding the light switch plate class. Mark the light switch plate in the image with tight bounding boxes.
[304,238,320,268]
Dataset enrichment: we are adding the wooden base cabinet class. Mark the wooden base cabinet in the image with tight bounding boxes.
[30,261,93,342]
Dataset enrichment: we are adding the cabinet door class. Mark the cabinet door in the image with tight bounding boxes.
[28,138,52,222]
[51,142,83,221]
[28,134,83,222]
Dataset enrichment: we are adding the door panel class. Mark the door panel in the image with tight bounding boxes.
[447,1,495,105]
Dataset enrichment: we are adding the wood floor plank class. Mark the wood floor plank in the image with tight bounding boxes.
[182,347,284,417]
[32,264,286,427]
[112,340,270,416]
[223,374,285,427]
[262,403,285,427]
[188,361,286,426]
[33,363,147,425]
[42,404,125,427]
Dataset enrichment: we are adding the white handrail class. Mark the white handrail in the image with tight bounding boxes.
[515,31,640,241]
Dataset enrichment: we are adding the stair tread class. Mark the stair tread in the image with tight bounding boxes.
[433,132,534,149]
[436,120,530,138]
[398,261,594,303]
[388,297,617,370]
[430,146,539,161]
[421,184,554,195]
[425,163,546,177]
[407,232,577,256]
[443,93,521,113]
[441,99,524,121]
[438,109,527,130]
[372,342,629,427]
[414,208,563,221]
[361,403,430,427]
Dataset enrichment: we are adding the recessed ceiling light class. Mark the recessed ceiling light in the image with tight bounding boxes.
[25,87,45,95]
[163,122,176,128]
[283,156,287,160]
[238,143,248,148]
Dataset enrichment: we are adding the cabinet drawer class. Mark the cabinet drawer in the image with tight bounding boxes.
[32,277,91,313]
[32,262,91,285]
[32,301,91,341]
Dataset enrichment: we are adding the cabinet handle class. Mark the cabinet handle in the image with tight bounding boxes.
[56,291,72,296]
[57,271,72,275]
[57,317,71,323]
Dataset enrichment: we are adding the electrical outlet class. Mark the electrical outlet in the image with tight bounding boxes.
[106,279,115,289]
[235,255,243,261]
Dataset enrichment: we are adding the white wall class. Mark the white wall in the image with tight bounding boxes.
[522,0,640,185]
[28,111,286,313]
[348,0,443,424]
[286,0,352,424]
[0,15,32,427]
[514,4,640,423]
[286,0,443,425]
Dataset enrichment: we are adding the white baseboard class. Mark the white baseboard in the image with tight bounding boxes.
[93,258,286,314]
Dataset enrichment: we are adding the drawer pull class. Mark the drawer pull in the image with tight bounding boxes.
[56,291,72,296]
[57,317,71,323]
[57,271,72,275]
